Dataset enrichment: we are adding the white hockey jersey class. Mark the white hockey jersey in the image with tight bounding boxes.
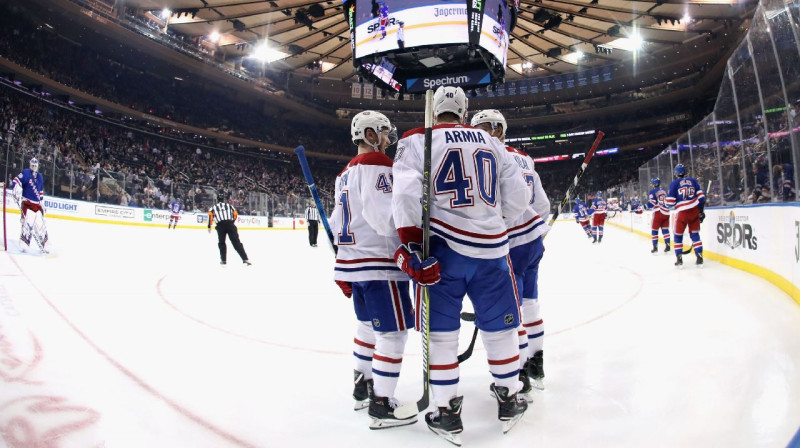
[504,147,550,249]
[392,124,531,260]
[329,152,407,282]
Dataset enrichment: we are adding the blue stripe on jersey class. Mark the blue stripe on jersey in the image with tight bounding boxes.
[430,378,460,386]
[492,370,520,379]
[353,352,373,361]
[431,227,509,249]
[372,368,400,378]
[335,266,402,272]
[508,220,544,240]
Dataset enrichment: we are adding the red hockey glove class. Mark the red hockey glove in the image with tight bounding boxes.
[335,280,352,298]
[394,244,441,286]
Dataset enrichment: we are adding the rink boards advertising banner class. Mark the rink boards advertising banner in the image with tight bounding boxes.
[2,192,294,230]
[608,204,800,303]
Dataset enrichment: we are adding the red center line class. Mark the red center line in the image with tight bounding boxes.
[7,255,261,448]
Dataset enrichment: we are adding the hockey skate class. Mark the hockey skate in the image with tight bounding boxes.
[651,246,658,254]
[368,396,418,429]
[353,370,373,411]
[696,254,704,267]
[425,396,463,446]
[518,360,534,402]
[674,254,683,268]
[490,383,527,434]
[220,261,227,266]
[243,260,252,266]
[598,236,603,243]
[530,350,545,390]
[664,244,671,253]
[592,237,597,244]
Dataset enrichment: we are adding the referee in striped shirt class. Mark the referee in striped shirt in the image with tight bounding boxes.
[209,195,251,265]
[305,205,320,247]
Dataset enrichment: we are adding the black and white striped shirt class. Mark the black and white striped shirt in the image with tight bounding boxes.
[209,202,236,227]
[305,206,319,222]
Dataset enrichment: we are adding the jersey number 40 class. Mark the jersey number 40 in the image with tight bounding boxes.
[434,149,497,208]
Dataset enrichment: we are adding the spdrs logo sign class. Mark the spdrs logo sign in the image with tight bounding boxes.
[716,211,758,250]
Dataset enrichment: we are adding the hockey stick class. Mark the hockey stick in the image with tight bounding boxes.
[546,131,605,229]
[457,312,479,364]
[394,89,435,420]
[294,145,336,252]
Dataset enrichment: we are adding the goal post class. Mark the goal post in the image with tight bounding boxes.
[1,182,6,251]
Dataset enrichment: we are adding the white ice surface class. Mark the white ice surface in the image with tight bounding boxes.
[1,217,799,448]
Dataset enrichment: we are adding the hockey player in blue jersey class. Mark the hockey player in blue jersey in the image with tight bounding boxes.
[590,191,607,243]
[630,197,644,214]
[648,178,671,253]
[572,198,593,238]
[12,157,50,253]
[378,2,389,39]
[666,164,706,266]
[168,198,184,229]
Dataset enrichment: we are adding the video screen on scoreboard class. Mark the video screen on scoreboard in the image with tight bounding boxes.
[478,0,511,67]
[362,58,402,90]
[353,0,469,59]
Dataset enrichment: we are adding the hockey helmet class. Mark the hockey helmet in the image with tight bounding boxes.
[573,197,581,204]
[29,157,39,172]
[651,178,660,187]
[674,164,686,177]
[596,190,603,197]
[351,110,396,147]
[433,86,468,122]
[470,109,507,139]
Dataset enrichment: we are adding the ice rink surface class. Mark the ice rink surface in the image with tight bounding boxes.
[1,216,799,448]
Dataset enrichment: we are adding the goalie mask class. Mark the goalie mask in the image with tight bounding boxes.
[433,86,468,123]
[30,157,39,172]
[351,110,397,151]
[470,109,507,140]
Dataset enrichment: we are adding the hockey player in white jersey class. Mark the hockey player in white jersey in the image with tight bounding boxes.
[328,111,417,429]
[12,157,50,254]
[471,109,549,397]
[392,87,531,441]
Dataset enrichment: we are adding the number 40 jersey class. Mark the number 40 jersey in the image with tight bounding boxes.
[392,124,531,260]
[329,152,407,283]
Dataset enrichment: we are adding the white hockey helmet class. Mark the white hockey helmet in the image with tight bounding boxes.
[433,86,468,122]
[29,157,39,172]
[470,109,507,140]
[351,110,396,147]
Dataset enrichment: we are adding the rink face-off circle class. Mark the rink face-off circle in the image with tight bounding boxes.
[1,218,799,448]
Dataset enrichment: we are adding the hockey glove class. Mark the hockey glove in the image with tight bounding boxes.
[394,244,441,286]
[335,280,352,298]
[699,211,705,223]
